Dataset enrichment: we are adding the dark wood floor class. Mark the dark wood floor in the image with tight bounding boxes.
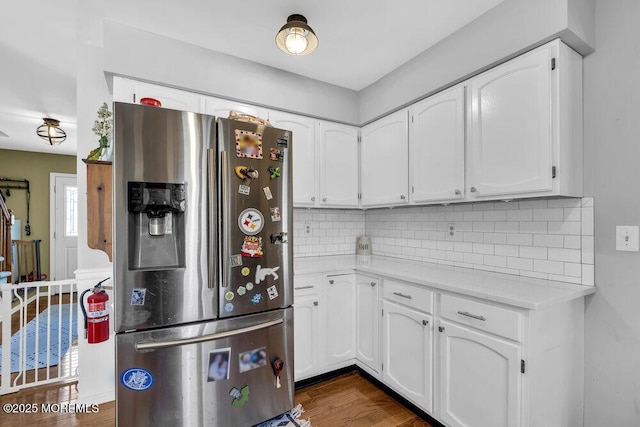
[0,371,431,426]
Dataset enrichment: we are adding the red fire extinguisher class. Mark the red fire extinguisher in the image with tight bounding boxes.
[80,278,111,344]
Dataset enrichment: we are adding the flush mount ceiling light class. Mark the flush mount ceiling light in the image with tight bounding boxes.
[36,118,66,145]
[275,14,318,56]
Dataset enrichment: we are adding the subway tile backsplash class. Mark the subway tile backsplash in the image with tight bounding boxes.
[366,197,595,286]
[293,198,595,286]
[293,209,365,257]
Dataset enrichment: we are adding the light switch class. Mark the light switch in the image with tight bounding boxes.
[616,226,639,252]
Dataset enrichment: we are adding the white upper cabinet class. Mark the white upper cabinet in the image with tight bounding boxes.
[203,97,269,121]
[467,39,582,200]
[409,85,465,204]
[269,111,317,207]
[112,77,203,113]
[361,110,409,207]
[317,121,360,207]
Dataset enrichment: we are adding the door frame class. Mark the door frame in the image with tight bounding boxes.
[50,172,78,283]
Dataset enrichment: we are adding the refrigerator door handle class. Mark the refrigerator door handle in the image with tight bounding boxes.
[135,318,284,352]
[220,150,230,288]
[207,148,218,289]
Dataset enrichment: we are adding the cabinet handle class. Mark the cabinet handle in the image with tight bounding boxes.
[454,189,461,195]
[438,326,445,332]
[470,187,477,193]
[329,280,335,285]
[322,198,327,202]
[370,282,376,287]
[400,195,406,200]
[422,320,429,326]
[393,291,412,299]
[457,311,486,321]
[313,301,319,306]
[294,285,314,290]
[311,196,315,201]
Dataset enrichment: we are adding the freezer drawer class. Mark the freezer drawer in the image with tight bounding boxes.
[116,308,293,427]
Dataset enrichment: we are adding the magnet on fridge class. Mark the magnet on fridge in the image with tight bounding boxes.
[238,185,250,196]
[245,282,254,291]
[240,236,263,258]
[225,302,234,312]
[255,265,280,284]
[267,285,279,300]
[229,254,243,267]
[270,233,287,245]
[268,166,281,179]
[270,207,281,222]
[277,137,289,148]
[235,130,263,159]
[237,286,246,296]
[230,385,249,407]
[130,288,146,306]
[234,166,259,180]
[225,291,235,301]
[269,148,284,162]
[241,267,251,277]
[238,208,264,235]
[263,187,273,201]
[250,293,263,305]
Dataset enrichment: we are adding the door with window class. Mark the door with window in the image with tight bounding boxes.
[51,173,78,282]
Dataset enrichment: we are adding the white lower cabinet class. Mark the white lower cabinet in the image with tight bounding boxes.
[382,299,433,413]
[438,320,521,427]
[293,274,322,381]
[324,274,356,369]
[355,275,380,373]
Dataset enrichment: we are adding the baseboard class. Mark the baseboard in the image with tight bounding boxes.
[76,390,115,406]
[295,365,445,427]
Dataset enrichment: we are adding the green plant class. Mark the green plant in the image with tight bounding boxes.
[87,103,113,160]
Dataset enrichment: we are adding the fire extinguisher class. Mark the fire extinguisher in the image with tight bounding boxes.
[80,278,111,344]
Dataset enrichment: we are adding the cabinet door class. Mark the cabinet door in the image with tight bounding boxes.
[318,121,360,207]
[325,274,356,368]
[361,110,409,207]
[269,111,317,207]
[203,97,268,121]
[382,300,433,412]
[468,46,553,198]
[438,320,521,427]
[131,81,203,113]
[409,86,465,203]
[293,295,320,381]
[356,276,379,372]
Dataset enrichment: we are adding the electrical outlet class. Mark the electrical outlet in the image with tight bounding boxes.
[616,226,639,252]
[305,222,312,235]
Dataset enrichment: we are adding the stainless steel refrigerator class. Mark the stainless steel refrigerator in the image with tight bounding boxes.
[113,102,294,427]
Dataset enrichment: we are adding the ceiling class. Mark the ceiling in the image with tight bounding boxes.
[0,0,503,156]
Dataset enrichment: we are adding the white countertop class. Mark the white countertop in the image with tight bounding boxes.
[293,255,595,310]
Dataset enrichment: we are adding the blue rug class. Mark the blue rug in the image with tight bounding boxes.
[0,304,78,373]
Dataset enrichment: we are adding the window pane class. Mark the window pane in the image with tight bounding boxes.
[65,185,78,237]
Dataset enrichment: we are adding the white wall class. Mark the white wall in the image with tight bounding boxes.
[102,21,360,125]
[583,1,640,425]
[358,0,596,123]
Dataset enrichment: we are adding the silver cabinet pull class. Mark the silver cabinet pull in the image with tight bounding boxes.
[400,195,406,200]
[470,187,477,193]
[311,196,315,201]
[135,318,284,351]
[438,326,445,332]
[294,285,314,290]
[457,311,486,321]
[329,279,335,284]
[422,320,429,326]
[313,301,319,306]
[370,282,376,287]
[454,189,461,195]
[393,291,412,299]
[322,198,327,202]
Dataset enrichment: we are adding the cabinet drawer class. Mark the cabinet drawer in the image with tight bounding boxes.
[440,294,522,342]
[293,274,321,296]
[383,280,433,314]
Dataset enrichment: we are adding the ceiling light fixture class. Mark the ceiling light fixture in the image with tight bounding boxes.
[36,118,66,145]
[275,14,318,56]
